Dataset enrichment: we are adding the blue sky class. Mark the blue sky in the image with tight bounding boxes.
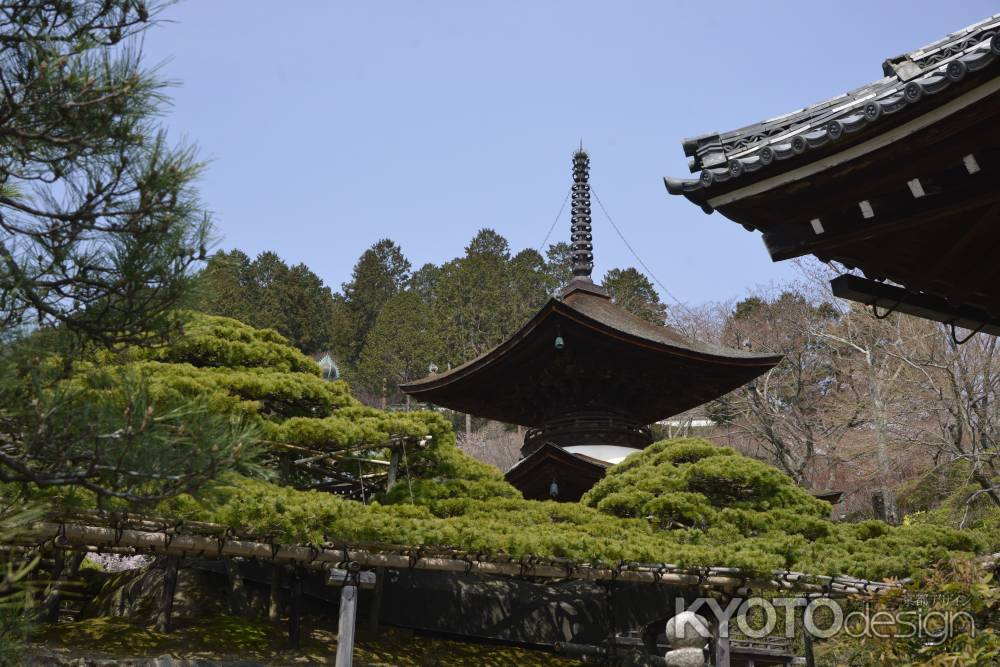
[142,1,997,306]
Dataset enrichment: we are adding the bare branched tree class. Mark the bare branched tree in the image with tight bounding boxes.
[457,420,521,473]
[711,287,853,485]
[890,323,1000,511]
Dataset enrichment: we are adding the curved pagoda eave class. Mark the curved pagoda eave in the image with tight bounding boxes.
[401,290,781,427]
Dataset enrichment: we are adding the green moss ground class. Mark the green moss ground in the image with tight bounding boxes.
[36,616,583,666]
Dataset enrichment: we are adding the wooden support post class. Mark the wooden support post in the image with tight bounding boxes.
[328,566,375,665]
[156,556,179,633]
[224,557,251,616]
[387,449,400,491]
[268,565,281,622]
[336,579,359,667]
[803,615,816,667]
[42,552,84,623]
[367,567,384,635]
[280,454,291,485]
[713,622,731,667]
[43,549,66,623]
[289,568,303,649]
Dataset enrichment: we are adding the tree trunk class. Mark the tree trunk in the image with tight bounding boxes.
[868,355,898,524]
[872,491,889,522]
[42,550,65,623]
[972,471,1000,508]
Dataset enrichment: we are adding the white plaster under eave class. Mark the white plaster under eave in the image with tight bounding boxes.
[564,445,642,465]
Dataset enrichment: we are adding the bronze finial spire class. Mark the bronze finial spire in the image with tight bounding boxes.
[570,148,593,277]
[560,146,608,300]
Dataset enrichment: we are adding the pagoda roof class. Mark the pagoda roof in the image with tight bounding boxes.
[503,442,610,502]
[663,13,1000,333]
[401,283,781,427]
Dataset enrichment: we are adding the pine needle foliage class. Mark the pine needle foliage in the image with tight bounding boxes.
[0,0,263,506]
[154,439,992,581]
[49,312,511,499]
[33,315,996,581]
[155,464,988,580]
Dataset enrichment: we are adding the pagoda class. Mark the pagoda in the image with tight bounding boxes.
[403,150,782,501]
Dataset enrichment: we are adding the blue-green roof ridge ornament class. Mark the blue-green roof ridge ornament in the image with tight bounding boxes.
[317,354,339,380]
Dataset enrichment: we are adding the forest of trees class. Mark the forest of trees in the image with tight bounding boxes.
[196,234,668,406]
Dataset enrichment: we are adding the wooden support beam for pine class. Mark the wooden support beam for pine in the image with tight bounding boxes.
[801,605,816,667]
[368,567,385,636]
[387,449,401,490]
[329,567,377,588]
[156,556,179,633]
[17,521,898,597]
[42,552,85,623]
[336,580,359,667]
[289,567,303,649]
[268,565,282,622]
[223,557,251,616]
[713,620,731,667]
[271,434,427,463]
[43,549,66,623]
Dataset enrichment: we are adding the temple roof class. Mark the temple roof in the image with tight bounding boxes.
[401,284,781,426]
[662,13,1000,333]
[664,13,1000,208]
